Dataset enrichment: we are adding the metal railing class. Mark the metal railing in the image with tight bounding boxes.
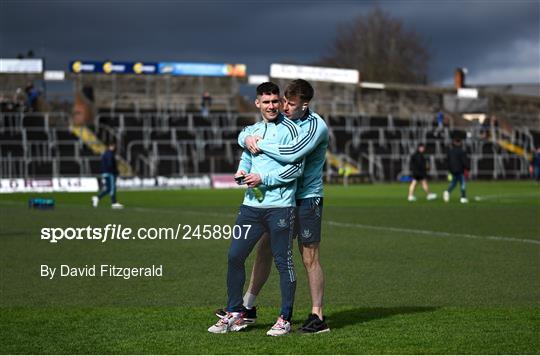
[1,111,537,180]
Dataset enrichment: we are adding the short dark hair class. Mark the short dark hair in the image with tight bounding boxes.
[256,82,280,97]
[284,79,314,102]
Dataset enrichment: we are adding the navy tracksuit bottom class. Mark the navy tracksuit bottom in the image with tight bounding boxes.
[226,205,296,321]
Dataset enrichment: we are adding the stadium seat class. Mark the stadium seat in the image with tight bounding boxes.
[27,160,54,177]
[151,130,171,141]
[124,128,144,142]
[0,143,24,157]
[22,114,46,129]
[59,160,82,175]
[25,129,49,141]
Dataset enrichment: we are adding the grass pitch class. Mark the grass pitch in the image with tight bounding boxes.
[1,181,539,354]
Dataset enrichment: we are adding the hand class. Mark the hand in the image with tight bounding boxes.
[243,173,262,187]
[234,170,247,185]
[245,135,263,154]
[234,170,247,178]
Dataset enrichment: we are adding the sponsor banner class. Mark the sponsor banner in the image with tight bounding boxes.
[158,62,246,77]
[248,74,270,85]
[116,177,158,189]
[117,176,211,189]
[132,62,158,74]
[0,178,98,193]
[69,60,244,77]
[457,88,479,99]
[70,60,100,73]
[1,176,212,192]
[212,174,243,189]
[270,63,359,84]
[70,60,158,74]
[44,70,65,81]
[360,81,385,89]
[0,58,43,73]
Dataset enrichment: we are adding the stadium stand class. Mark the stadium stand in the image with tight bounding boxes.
[70,74,241,115]
[1,108,538,181]
[2,70,539,182]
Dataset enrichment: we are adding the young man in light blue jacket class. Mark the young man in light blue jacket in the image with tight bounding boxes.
[208,82,304,336]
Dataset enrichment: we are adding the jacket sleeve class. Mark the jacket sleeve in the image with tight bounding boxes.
[257,119,327,163]
[237,124,257,149]
[260,159,304,187]
[237,149,252,173]
[462,150,470,171]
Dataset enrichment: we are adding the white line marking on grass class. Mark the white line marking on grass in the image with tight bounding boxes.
[327,221,540,246]
[474,192,540,201]
[115,207,540,246]
[131,207,231,219]
[134,207,540,246]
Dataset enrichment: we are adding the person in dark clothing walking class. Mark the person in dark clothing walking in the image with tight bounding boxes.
[92,141,123,209]
[443,138,470,203]
[408,143,437,202]
[530,147,540,182]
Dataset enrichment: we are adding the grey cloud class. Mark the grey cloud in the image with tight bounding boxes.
[0,0,538,85]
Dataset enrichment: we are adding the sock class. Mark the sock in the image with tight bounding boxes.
[243,292,257,309]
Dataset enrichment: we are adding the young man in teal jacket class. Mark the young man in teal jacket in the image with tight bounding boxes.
[208,82,304,336]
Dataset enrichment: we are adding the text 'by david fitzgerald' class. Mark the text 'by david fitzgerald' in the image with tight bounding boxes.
[40,264,163,280]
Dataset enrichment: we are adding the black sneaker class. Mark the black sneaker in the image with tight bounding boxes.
[298,313,330,334]
[214,306,257,324]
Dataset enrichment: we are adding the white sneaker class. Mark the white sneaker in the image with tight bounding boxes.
[208,312,247,334]
[92,196,99,208]
[427,193,437,201]
[407,195,416,202]
[266,316,291,336]
[443,191,450,203]
[460,197,469,204]
[111,203,124,209]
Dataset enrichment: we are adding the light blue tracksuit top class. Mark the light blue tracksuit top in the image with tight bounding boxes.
[239,110,328,199]
[237,114,305,208]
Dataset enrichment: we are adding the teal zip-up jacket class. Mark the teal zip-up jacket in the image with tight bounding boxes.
[237,114,305,208]
[239,110,328,199]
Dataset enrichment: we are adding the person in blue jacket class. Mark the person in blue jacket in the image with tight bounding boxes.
[92,141,123,209]
[530,147,540,182]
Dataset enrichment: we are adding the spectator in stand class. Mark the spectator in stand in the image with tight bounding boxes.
[434,108,444,137]
[443,137,470,204]
[529,147,540,182]
[92,141,123,209]
[201,91,212,118]
[408,143,437,202]
[480,115,491,140]
[25,83,39,112]
[14,88,26,111]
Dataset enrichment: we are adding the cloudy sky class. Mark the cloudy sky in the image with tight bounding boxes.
[1,0,539,85]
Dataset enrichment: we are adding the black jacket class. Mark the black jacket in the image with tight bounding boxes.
[410,151,427,176]
[101,150,118,175]
[447,145,469,174]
